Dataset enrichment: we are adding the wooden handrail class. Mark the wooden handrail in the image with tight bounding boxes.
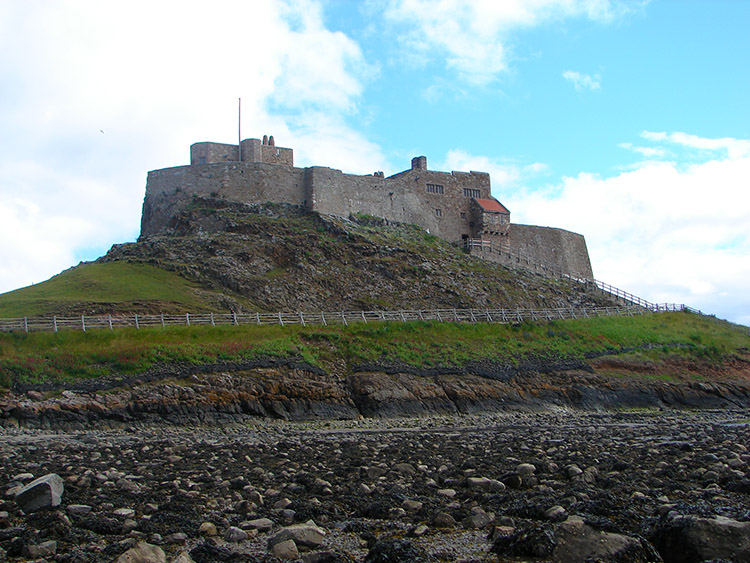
[0,304,688,333]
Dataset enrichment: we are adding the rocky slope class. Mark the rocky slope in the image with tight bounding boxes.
[98,199,617,314]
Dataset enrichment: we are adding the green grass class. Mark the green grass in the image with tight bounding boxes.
[0,262,226,317]
[0,311,747,389]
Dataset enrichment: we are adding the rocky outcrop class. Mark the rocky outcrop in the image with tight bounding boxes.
[97,200,617,314]
[2,357,750,429]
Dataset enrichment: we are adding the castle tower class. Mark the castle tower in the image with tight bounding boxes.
[191,136,293,166]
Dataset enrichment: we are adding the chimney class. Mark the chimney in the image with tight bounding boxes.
[411,156,427,170]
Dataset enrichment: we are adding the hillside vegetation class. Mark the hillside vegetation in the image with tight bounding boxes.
[1,311,747,390]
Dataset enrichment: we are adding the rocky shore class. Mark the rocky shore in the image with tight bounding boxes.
[1,410,749,562]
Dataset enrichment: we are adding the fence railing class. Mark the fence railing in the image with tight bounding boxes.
[464,239,657,308]
[0,304,686,334]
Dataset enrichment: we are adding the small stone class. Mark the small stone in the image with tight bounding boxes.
[565,465,583,478]
[273,497,293,509]
[171,553,196,563]
[67,504,93,514]
[463,507,492,529]
[198,522,218,536]
[391,463,416,476]
[163,532,188,545]
[224,526,249,542]
[114,507,136,518]
[544,505,567,521]
[437,488,456,498]
[401,499,423,512]
[433,512,457,528]
[23,540,57,558]
[271,538,299,560]
[517,463,536,475]
[411,524,428,537]
[242,517,274,532]
[115,541,166,563]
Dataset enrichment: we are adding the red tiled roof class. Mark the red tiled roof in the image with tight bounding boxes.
[475,198,509,214]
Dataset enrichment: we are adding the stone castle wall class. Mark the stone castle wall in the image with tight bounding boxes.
[140,138,595,279]
[509,224,593,279]
[141,162,307,236]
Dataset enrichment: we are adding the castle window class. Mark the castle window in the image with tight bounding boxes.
[435,208,442,217]
[199,156,207,165]
[463,188,480,198]
[426,183,444,194]
[460,212,466,219]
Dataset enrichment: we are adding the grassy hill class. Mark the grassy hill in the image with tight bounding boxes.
[0,261,246,318]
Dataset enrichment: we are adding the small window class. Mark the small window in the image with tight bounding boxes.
[199,156,207,165]
[460,212,466,219]
[463,188,480,198]
[435,209,442,217]
[426,183,444,194]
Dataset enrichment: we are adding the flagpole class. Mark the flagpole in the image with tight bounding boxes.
[238,97,242,162]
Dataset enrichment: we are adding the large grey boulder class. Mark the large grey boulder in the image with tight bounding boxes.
[651,515,750,563]
[14,473,64,513]
[554,516,662,563]
[268,521,326,550]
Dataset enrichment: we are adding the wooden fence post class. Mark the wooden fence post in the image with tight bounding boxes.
[81,315,86,332]
[135,314,139,329]
[24,317,28,333]
[53,316,58,333]
[108,315,113,331]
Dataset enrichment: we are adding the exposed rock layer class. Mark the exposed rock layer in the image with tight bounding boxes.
[3,354,750,429]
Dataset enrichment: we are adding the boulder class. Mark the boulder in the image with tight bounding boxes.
[651,515,750,563]
[554,516,661,563]
[14,473,64,513]
[269,521,326,550]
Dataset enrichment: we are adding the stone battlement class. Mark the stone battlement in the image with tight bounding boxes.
[140,136,593,279]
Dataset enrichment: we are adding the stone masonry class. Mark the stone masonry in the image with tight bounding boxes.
[140,136,593,279]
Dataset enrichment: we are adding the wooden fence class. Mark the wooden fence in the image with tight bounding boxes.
[0,304,687,334]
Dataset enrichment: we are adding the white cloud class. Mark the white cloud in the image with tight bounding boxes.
[385,0,632,84]
[0,0,384,294]
[562,70,602,91]
[441,149,548,195]
[509,132,750,325]
[618,142,666,159]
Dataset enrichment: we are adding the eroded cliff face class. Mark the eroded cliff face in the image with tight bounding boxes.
[4,353,750,429]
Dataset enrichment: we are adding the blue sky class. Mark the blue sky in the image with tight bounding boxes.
[1,0,748,325]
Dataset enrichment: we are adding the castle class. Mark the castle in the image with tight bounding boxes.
[140,136,593,279]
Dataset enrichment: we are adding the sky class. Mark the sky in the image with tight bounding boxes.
[1,0,748,325]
